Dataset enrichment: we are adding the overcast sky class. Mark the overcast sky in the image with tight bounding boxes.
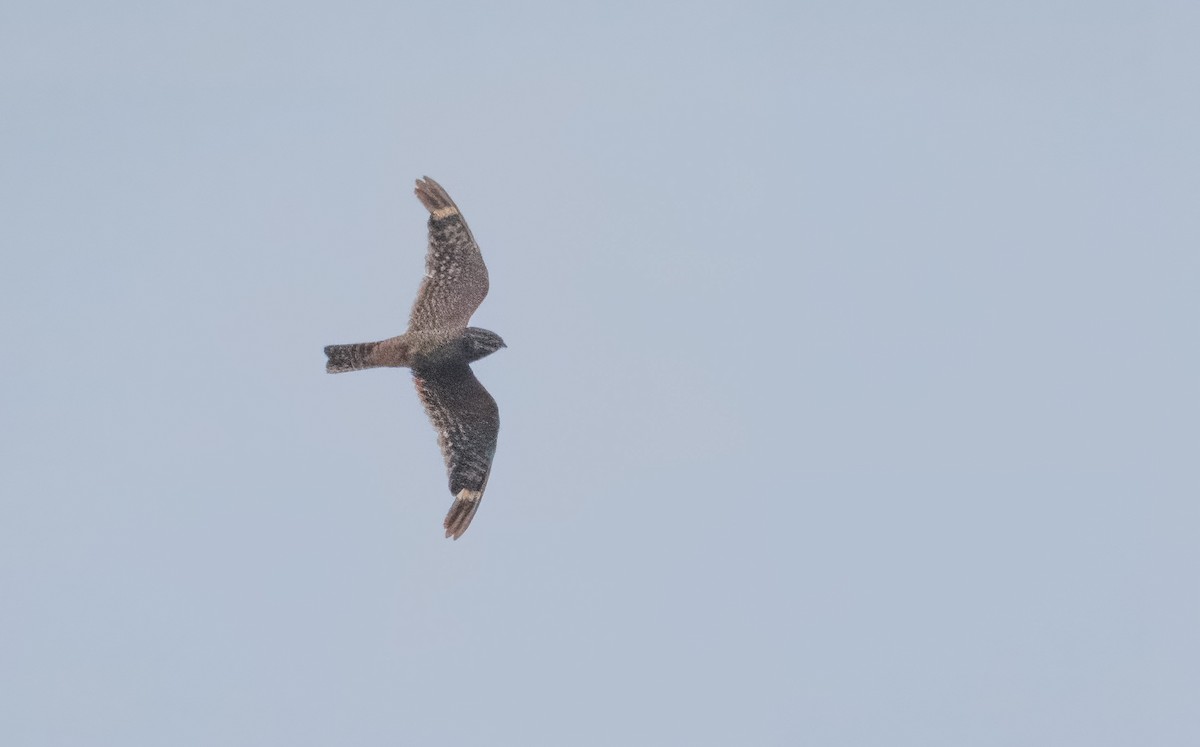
[2,1,1197,745]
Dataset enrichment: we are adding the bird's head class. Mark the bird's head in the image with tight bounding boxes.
[461,327,507,363]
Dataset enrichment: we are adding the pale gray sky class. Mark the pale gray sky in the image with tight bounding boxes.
[2,1,1197,745]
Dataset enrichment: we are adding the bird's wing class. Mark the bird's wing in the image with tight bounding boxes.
[412,363,500,539]
[408,177,489,332]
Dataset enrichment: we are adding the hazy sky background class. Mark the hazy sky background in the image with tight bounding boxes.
[2,1,1197,745]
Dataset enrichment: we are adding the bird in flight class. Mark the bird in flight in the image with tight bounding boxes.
[324,177,504,539]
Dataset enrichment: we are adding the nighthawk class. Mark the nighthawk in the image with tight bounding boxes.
[324,177,503,540]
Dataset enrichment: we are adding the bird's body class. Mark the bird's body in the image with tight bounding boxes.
[324,327,502,373]
[324,177,504,539]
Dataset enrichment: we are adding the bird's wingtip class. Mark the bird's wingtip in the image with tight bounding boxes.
[443,489,483,540]
[414,176,459,219]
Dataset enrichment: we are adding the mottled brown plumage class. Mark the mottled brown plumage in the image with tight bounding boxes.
[324,177,504,540]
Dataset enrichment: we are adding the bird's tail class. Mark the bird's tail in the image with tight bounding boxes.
[324,342,380,373]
